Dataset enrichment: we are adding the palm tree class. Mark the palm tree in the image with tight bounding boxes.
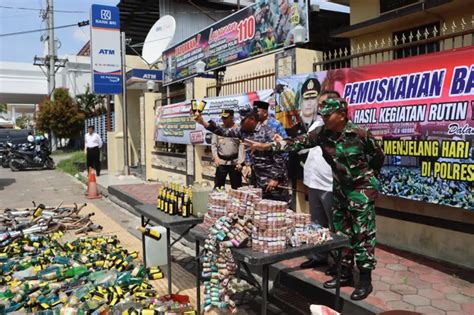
[75,85,105,118]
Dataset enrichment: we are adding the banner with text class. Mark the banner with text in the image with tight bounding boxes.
[155,90,274,145]
[276,47,473,210]
[162,0,308,84]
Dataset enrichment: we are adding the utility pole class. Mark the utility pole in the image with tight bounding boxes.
[34,0,66,150]
[35,0,67,95]
[47,0,55,96]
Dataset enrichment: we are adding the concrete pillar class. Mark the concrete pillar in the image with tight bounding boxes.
[144,92,160,181]
[11,106,16,126]
[193,77,215,184]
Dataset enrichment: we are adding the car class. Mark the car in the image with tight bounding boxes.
[0,129,30,147]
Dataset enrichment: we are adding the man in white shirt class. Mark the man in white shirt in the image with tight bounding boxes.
[299,90,340,270]
[84,125,103,176]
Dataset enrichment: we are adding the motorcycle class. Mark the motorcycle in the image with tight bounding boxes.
[9,138,55,171]
[1,142,13,168]
[1,142,26,168]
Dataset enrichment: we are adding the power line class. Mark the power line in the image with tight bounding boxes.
[0,5,86,13]
[0,21,89,37]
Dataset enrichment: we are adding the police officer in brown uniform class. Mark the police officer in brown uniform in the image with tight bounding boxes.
[211,109,245,189]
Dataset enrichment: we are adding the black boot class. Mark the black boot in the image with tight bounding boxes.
[323,266,353,289]
[350,269,373,300]
[325,265,337,276]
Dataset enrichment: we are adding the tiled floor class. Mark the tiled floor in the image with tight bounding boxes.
[111,183,159,205]
[278,248,473,314]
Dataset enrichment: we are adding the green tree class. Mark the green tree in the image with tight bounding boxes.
[15,114,32,129]
[0,103,6,113]
[36,88,85,138]
[75,85,105,118]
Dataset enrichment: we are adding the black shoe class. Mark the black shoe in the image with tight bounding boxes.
[350,270,373,300]
[300,258,327,269]
[323,275,353,289]
[325,265,337,276]
[323,266,353,289]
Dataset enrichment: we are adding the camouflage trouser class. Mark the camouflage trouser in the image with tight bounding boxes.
[332,186,377,270]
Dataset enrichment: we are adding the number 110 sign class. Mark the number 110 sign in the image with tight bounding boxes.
[237,16,255,43]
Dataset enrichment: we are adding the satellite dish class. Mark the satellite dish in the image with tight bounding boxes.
[142,15,176,65]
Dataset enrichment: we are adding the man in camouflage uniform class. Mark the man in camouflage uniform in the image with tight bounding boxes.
[249,98,384,300]
[195,106,289,202]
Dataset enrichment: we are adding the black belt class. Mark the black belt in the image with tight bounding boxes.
[218,152,238,161]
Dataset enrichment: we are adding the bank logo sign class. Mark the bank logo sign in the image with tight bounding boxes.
[101,9,112,20]
[90,4,122,94]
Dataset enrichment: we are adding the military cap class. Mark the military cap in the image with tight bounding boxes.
[220,109,234,118]
[301,78,321,99]
[318,98,348,116]
[239,105,258,121]
[253,100,269,111]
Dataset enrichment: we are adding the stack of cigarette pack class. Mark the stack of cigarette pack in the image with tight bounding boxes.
[225,187,262,217]
[293,213,312,232]
[201,213,253,313]
[202,191,228,230]
[286,212,334,247]
[252,200,288,253]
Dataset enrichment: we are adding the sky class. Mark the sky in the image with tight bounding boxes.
[0,0,118,63]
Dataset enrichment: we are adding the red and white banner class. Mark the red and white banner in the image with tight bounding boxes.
[277,47,473,209]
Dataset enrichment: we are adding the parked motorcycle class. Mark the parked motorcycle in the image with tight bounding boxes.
[0,142,26,168]
[9,137,55,171]
[1,142,13,168]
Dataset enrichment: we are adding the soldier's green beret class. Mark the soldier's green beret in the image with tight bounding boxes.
[319,98,347,116]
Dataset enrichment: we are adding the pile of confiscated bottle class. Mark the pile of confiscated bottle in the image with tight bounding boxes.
[156,183,193,217]
[0,202,196,314]
[0,202,101,237]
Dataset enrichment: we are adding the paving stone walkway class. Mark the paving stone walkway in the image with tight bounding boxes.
[110,183,159,205]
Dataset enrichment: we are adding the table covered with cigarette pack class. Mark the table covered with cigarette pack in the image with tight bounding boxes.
[189,187,350,315]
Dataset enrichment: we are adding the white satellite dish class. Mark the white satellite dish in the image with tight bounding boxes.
[142,15,176,65]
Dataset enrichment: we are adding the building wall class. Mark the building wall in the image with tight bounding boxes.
[377,216,474,269]
[58,55,92,98]
[108,55,150,173]
[349,1,472,66]
[349,0,380,25]
[223,54,276,81]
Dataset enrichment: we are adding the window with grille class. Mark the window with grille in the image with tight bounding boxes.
[393,22,440,59]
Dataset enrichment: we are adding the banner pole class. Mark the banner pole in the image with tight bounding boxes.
[121,31,130,176]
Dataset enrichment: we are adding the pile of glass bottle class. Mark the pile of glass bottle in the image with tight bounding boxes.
[156,183,193,217]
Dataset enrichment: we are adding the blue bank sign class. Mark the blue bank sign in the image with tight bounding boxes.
[90,4,122,94]
[126,69,163,82]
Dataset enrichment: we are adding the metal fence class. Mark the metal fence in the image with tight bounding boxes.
[313,19,474,71]
[206,69,275,97]
[84,112,115,144]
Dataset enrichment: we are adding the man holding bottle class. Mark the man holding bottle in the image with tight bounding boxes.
[211,109,245,190]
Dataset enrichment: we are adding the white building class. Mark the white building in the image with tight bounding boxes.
[0,55,92,128]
